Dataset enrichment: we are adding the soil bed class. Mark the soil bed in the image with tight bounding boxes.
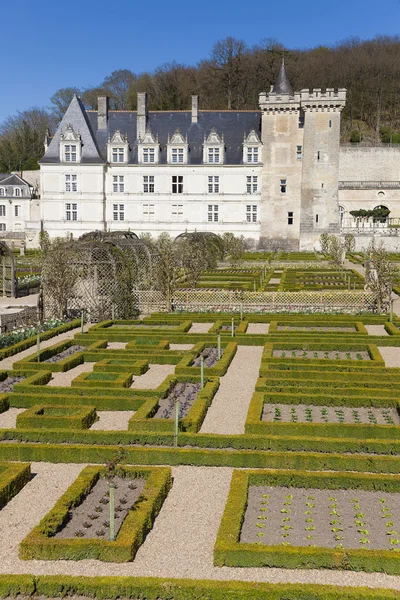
[44,345,85,363]
[220,325,238,332]
[272,349,370,360]
[192,347,224,368]
[0,376,25,393]
[241,486,400,550]
[55,476,146,540]
[262,404,400,425]
[153,382,201,419]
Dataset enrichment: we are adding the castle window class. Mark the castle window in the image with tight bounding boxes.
[172,176,183,194]
[14,188,21,197]
[65,203,77,221]
[65,175,77,192]
[113,204,125,221]
[112,176,124,193]
[208,148,220,163]
[143,148,155,163]
[280,179,287,194]
[246,176,258,194]
[0,223,6,231]
[65,144,77,162]
[172,204,184,222]
[14,205,21,217]
[246,147,259,163]
[316,214,319,223]
[208,176,220,194]
[143,204,155,221]
[329,120,332,128]
[0,206,5,217]
[143,176,154,193]
[246,205,257,223]
[172,148,184,163]
[208,204,219,222]
[287,211,293,225]
[296,146,302,160]
[0,188,4,197]
[112,147,125,163]
[317,151,321,161]
[298,112,305,128]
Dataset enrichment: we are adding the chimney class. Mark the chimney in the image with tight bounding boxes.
[137,92,148,140]
[98,96,109,130]
[191,95,199,123]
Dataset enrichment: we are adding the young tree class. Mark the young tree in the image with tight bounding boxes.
[222,232,246,263]
[365,241,393,312]
[153,233,182,312]
[41,240,78,318]
[344,233,356,252]
[319,233,330,254]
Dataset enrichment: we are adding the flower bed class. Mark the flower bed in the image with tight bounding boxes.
[261,403,399,425]
[19,465,172,562]
[13,340,86,372]
[175,341,237,377]
[16,405,97,430]
[214,469,400,573]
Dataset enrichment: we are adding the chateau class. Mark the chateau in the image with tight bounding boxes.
[10,63,400,250]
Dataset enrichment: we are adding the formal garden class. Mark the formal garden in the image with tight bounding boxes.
[0,236,399,599]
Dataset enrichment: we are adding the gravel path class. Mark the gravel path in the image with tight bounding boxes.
[246,323,269,334]
[0,407,24,428]
[90,411,135,430]
[377,347,400,367]
[200,346,263,435]
[169,344,194,350]
[0,325,90,371]
[189,323,213,333]
[47,363,96,387]
[365,325,388,336]
[0,464,399,591]
[107,342,127,350]
[130,364,175,389]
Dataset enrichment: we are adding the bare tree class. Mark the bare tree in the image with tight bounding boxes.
[365,241,393,312]
[41,240,78,318]
[50,87,81,122]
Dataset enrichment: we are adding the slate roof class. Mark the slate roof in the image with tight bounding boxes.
[272,60,294,96]
[41,99,262,165]
[0,173,30,186]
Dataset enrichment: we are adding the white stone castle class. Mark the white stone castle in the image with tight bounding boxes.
[8,62,400,250]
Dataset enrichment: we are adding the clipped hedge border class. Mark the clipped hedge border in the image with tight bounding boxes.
[88,319,192,334]
[268,320,368,335]
[71,371,133,389]
[129,375,220,433]
[93,358,149,375]
[13,339,85,372]
[175,341,237,377]
[19,465,172,562]
[214,468,400,574]
[0,575,396,600]
[245,392,400,440]
[9,391,145,411]
[256,383,399,402]
[16,405,97,430]
[0,461,31,509]
[0,319,80,361]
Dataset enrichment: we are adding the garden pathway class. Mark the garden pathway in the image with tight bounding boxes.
[377,347,400,367]
[90,411,135,431]
[130,364,175,389]
[365,325,388,336]
[0,464,399,591]
[246,323,269,334]
[0,407,24,428]
[0,325,91,371]
[47,363,96,387]
[107,342,127,350]
[200,345,263,435]
[169,343,194,350]
[188,322,213,334]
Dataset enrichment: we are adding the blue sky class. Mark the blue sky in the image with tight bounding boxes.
[2,0,400,123]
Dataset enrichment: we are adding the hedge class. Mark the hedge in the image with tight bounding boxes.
[0,575,396,600]
[88,319,192,334]
[9,390,145,411]
[175,342,237,377]
[16,405,97,430]
[93,358,149,375]
[268,320,368,335]
[3,443,400,472]
[71,371,133,388]
[0,393,8,413]
[19,465,172,562]
[214,468,400,574]
[129,375,220,433]
[256,384,399,403]
[13,339,85,372]
[245,392,400,440]
[0,461,31,509]
[0,319,80,361]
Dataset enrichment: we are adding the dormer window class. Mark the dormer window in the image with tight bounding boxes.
[203,129,224,164]
[0,188,5,197]
[172,148,184,163]
[60,124,81,163]
[243,130,262,164]
[208,148,220,163]
[138,130,159,164]
[107,130,129,164]
[112,147,125,163]
[167,130,188,164]
[14,188,22,197]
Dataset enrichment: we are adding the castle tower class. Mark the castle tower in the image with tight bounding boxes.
[259,63,346,250]
[259,61,304,250]
[298,88,346,249]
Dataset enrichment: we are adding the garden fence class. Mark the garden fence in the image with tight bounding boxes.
[134,289,379,315]
[0,305,38,333]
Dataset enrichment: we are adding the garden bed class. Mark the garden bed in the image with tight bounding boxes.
[192,347,225,367]
[44,345,85,363]
[16,405,97,430]
[153,382,202,419]
[261,404,400,425]
[272,349,370,360]
[0,376,25,393]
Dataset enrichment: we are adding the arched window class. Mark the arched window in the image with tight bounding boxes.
[0,188,5,197]
[373,204,390,224]
[14,188,21,197]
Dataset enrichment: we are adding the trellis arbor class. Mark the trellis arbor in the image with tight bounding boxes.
[41,233,157,321]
